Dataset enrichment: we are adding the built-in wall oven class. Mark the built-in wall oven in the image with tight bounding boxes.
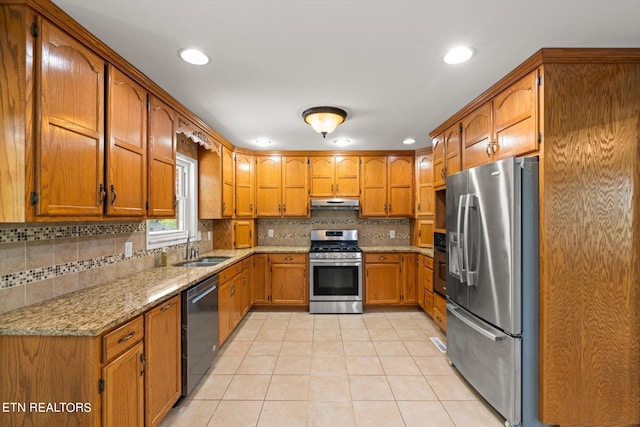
[309,229,363,314]
[434,231,447,297]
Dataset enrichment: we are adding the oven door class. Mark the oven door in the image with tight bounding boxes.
[309,259,362,302]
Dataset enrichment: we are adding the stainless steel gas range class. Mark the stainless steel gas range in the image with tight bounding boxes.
[308,229,363,314]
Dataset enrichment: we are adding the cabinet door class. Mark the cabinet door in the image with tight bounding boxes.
[444,124,461,178]
[106,66,147,217]
[37,21,105,217]
[234,220,253,248]
[415,152,433,217]
[493,69,539,159]
[360,156,387,217]
[256,156,282,216]
[387,156,413,217]
[145,295,181,427]
[335,156,360,197]
[102,341,144,427]
[241,261,252,315]
[364,255,401,304]
[218,280,233,344]
[282,156,309,217]
[462,102,492,170]
[432,134,446,189]
[221,147,234,217]
[271,258,307,305]
[402,253,417,304]
[416,219,434,247]
[252,254,270,304]
[234,153,254,217]
[309,157,334,197]
[148,95,176,218]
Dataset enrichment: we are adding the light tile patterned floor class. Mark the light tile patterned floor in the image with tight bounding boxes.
[159,309,505,427]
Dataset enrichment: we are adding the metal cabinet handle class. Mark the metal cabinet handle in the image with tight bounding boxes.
[485,142,491,157]
[110,184,117,205]
[117,331,135,343]
[140,353,146,376]
[285,256,293,261]
[379,256,386,260]
[160,302,173,312]
[283,204,286,213]
[491,141,497,154]
[99,184,106,205]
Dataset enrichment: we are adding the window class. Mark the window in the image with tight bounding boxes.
[146,153,198,249]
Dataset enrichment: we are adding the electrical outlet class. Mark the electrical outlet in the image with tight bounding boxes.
[268,229,274,237]
[207,231,212,241]
[197,231,202,241]
[389,230,396,239]
[124,241,133,258]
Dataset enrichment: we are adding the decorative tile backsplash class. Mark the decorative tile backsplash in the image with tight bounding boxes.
[0,221,213,314]
[257,211,410,246]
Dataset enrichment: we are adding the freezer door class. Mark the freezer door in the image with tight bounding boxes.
[445,169,468,307]
[447,302,521,425]
[465,157,521,334]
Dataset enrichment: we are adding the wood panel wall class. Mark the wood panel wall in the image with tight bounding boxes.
[539,63,640,425]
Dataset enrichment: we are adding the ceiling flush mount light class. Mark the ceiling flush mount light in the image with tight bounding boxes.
[443,46,475,65]
[255,138,272,146]
[333,138,351,146]
[402,138,416,145]
[302,106,347,138]
[178,48,210,65]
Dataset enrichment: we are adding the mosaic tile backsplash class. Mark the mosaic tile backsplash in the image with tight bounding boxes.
[257,210,410,246]
[0,220,213,314]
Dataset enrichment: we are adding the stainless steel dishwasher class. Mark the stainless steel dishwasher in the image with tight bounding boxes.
[181,274,219,397]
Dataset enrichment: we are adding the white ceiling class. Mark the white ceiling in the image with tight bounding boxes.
[52,0,640,152]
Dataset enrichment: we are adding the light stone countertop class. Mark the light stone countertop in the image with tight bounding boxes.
[0,245,432,337]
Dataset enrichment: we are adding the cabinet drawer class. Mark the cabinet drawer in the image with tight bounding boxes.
[423,268,434,292]
[242,257,251,270]
[364,253,401,263]
[424,289,434,317]
[433,307,446,331]
[270,253,306,264]
[103,315,144,363]
[220,262,243,282]
[434,293,447,313]
[423,256,434,270]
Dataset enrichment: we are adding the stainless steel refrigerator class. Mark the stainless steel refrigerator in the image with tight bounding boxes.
[446,156,547,427]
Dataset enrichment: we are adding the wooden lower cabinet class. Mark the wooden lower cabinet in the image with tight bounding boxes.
[102,341,144,427]
[144,295,181,427]
[251,253,308,306]
[364,253,417,305]
[401,253,417,304]
[218,261,245,344]
[433,293,446,331]
[417,254,434,317]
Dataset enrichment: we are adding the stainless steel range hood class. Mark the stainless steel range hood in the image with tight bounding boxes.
[310,198,360,211]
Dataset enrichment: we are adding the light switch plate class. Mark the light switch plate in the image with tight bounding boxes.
[268,229,274,237]
[124,242,133,258]
[389,230,396,238]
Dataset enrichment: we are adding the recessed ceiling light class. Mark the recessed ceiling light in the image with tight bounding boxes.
[178,48,210,65]
[255,138,272,146]
[402,138,416,145]
[333,138,351,146]
[443,46,474,65]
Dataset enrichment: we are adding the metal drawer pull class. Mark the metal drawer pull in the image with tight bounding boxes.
[118,331,135,343]
[285,256,293,261]
[160,303,173,312]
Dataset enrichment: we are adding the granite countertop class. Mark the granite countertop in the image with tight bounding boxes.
[0,245,432,337]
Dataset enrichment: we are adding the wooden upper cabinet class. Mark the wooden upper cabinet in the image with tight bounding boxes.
[361,156,413,217]
[310,156,359,197]
[147,95,176,218]
[106,66,147,217]
[256,156,308,217]
[256,156,282,216]
[282,156,308,217]
[493,69,539,159]
[461,102,493,169]
[444,124,461,179]
[432,134,445,189]
[221,147,234,217]
[234,152,254,217]
[387,156,413,217]
[36,20,106,217]
[360,156,387,216]
[415,150,433,217]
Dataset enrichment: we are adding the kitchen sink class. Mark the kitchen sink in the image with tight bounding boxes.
[175,256,231,267]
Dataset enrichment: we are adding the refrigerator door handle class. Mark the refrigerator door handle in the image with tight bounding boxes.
[464,194,479,287]
[456,194,467,283]
[447,303,505,342]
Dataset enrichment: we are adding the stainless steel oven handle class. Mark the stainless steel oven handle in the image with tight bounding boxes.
[447,303,505,341]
